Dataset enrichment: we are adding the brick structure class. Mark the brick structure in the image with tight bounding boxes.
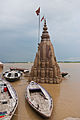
[29,19,62,84]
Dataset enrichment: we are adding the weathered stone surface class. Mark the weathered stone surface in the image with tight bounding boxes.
[29,19,62,84]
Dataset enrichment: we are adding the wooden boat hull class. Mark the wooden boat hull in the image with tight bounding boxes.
[0,79,18,120]
[5,77,20,82]
[26,97,52,118]
[25,81,53,118]
[10,67,29,73]
[3,70,21,82]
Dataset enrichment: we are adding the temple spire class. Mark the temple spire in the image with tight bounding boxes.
[43,19,47,31]
[29,19,62,84]
[41,19,50,41]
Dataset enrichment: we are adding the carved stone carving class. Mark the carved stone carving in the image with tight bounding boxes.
[29,19,62,84]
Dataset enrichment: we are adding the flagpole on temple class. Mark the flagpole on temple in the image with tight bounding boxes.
[35,7,40,45]
[38,14,40,45]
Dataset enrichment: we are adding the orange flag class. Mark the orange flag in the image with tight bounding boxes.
[41,16,44,22]
[35,7,40,16]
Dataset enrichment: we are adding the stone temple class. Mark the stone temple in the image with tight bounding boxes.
[29,19,62,84]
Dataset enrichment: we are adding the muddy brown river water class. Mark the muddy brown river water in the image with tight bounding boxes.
[0,63,80,120]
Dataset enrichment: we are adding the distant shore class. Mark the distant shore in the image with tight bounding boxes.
[2,61,80,63]
[2,62,33,63]
[58,61,80,63]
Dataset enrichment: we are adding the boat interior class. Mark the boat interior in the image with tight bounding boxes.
[29,88,49,111]
[0,82,13,114]
[7,72,18,78]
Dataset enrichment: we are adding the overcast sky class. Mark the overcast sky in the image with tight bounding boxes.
[0,0,80,62]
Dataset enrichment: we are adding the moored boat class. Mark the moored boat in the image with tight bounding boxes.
[61,72,68,77]
[3,70,21,82]
[25,81,53,118]
[10,67,29,73]
[0,79,18,120]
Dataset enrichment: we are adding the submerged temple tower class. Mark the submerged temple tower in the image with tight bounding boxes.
[29,19,62,84]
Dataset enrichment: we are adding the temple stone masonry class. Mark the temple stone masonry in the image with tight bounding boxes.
[29,19,62,84]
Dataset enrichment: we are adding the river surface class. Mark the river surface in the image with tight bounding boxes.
[0,63,80,120]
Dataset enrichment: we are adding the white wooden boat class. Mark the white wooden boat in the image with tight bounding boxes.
[0,79,18,120]
[10,67,29,77]
[3,70,10,76]
[10,67,29,73]
[25,81,53,118]
[3,70,21,82]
